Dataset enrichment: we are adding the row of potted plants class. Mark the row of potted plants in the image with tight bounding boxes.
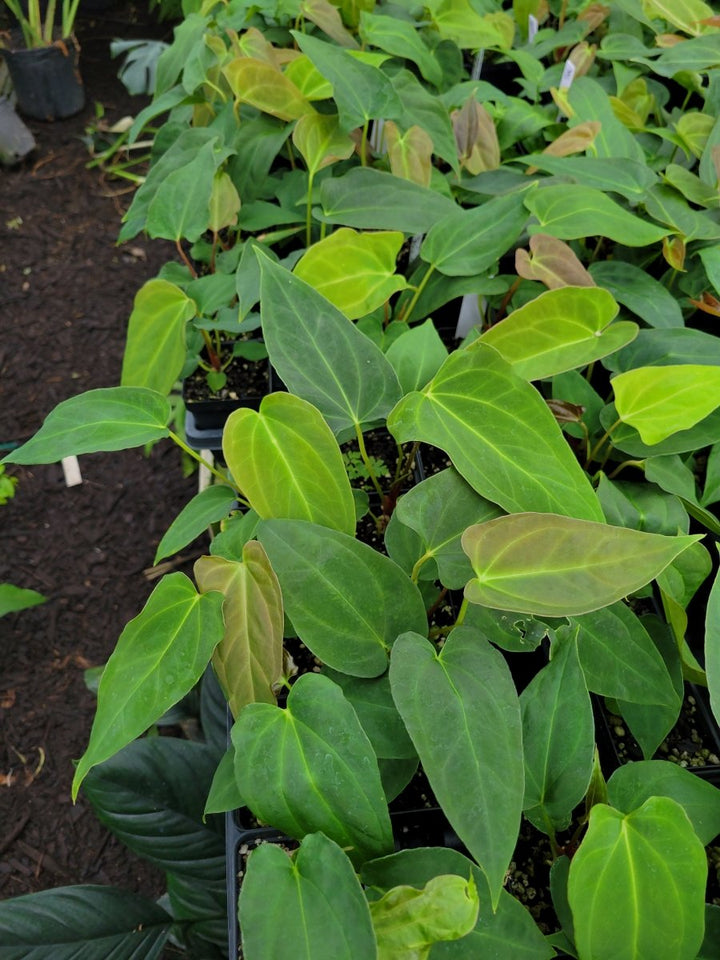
[4,0,720,957]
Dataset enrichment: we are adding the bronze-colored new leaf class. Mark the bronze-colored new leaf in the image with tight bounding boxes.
[515,234,596,289]
[526,121,601,174]
[385,122,433,187]
[223,57,315,121]
[452,97,499,175]
[194,543,284,717]
[302,0,360,48]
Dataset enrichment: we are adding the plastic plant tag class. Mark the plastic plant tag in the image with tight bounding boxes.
[471,50,484,80]
[528,14,538,41]
[455,294,484,338]
[560,59,576,90]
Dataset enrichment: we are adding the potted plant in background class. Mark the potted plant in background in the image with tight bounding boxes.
[0,0,84,119]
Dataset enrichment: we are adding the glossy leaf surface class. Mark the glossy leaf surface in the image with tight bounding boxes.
[480,286,635,381]
[388,346,602,520]
[224,57,315,121]
[4,387,171,465]
[72,573,224,796]
[463,513,701,616]
[240,833,376,960]
[323,668,415,760]
[590,261,684,328]
[294,228,408,319]
[613,364,720,445]
[259,254,401,436]
[194,543,284,717]
[233,673,393,864]
[385,319,448,394]
[706,547,720,728]
[390,628,523,907]
[292,112,355,175]
[258,518,426,676]
[223,393,355,534]
[568,798,706,960]
[121,279,194,395]
[155,484,237,564]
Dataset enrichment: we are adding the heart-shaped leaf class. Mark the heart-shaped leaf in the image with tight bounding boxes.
[232,673,394,864]
[568,798,706,960]
[258,518,427,677]
[239,833,377,960]
[389,627,524,907]
[384,319,448,394]
[223,57,315,121]
[292,112,355,175]
[3,387,171,465]
[121,279,194,395]
[194,542,284,717]
[387,345,602,520]
[223,393,355,534]
[259,254,401,437]
[359,12,443,87]
[72,573,225,797]
[462,513,702,616]
[480,286,637,381]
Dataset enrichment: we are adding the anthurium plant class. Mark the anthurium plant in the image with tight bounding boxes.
[5,0,720,957]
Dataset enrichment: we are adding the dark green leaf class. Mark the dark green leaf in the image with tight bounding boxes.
[155,484,236,564]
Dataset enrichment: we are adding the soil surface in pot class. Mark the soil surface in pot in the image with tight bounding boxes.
[0,2,203,912]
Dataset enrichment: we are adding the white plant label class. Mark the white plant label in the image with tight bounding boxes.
[61,456,82,488]
[455,295,486,339]
[528,14,539,42]
[369,119,387,154]
[471,50,485,80]
[409,233,424,264]
[560,58,577,90]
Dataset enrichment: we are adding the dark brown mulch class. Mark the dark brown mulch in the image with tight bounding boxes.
[0,5,204,904]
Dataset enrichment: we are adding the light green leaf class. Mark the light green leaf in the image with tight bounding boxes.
[362,847,554,960]
[385,319,448,394]
[223,57,315,121]
[147,140,219,243]
[370,874,479,960]
[480,286,636,381]
[3,387,171,465]
[292,112,355,176]
[385,122,433,188]
[258,518,427,677]
[572,601,679,706]
[121,279,194,395]
[259,254,401,437]
[429,0,514,50]
[389,628,524,908]
[589,261,684,329]
[232,673,393,864]
[240,833,377,960]
[294,31,401,132]
[608,760,720,846]
[71,573,225,797]
[194,543,284,717]
[318,167,457,233]
[462,513,701,616]
[387,345,603,520]
[155,484,237,564]
[568,798,706,960]
[223,393,355,534]
[0,886,172,960]
[705,546,720,728]
[394,468,502,589]
[521,627,594,834]
[525,184,670,245]
[0,585,46,618]
[613,364,720,445]
[567,77,646,162]
[420,191,529,277]
[294,228,408,320]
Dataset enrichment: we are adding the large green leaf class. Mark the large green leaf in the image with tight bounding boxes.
[518,155,656,201]
[370,874,479,960]
[318,167,457,233]
[121,279,194,395]
[323,668,416,759]
[223,393,355,534]
[567,77,646,162]
[568,798,706,960]
[390,69,459,172]
[385,319,448,394]
[480,286,636,380]
[389,628,524,908]
[525,184,670,245]
[155,484,237,564]
[146,139,219,242]
[223,57,315,121]
[294,31,401,131]
[292,113,355,176]
[294,228,408,320]
[259,254,401,436]
[608,760,720,846]
[72,573,225,797]
[571,601,678,706]
[604,327,720,372]
[387,345,603,520]
[393,468,502,589]
[589,261,684,328]
[0,886,172,960]
[420,192,529,277]
[359,12,443,87]
[3,387,171,465]
[603,403,720,458]
[258,518,426,677]
[194,543,284,717]
[706,547,720,728]
[613,365,720,445]
[362,848,554,960]
[520,627,594,835]
[82,738,225,879]
[239,833,377,960]
[462,513,701,616]
[232,673,394,864]
[0,584,46,617]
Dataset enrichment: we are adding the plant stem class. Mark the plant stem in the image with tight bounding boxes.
[175,239,198,279]
[454,596,469,628]
[607,459,645,480]
[305,172,315,249]
[399,264,435,324]
[355,424,385,500]
[585,418,621,468]
[167,431,237,490]
[411,552,431,583]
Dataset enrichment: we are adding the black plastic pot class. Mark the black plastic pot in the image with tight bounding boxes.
[1,34,84,121]
[182,358,272,434]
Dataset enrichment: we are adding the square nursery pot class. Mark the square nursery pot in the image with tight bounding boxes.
[1,33,84,120]
[183,357,274,447]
